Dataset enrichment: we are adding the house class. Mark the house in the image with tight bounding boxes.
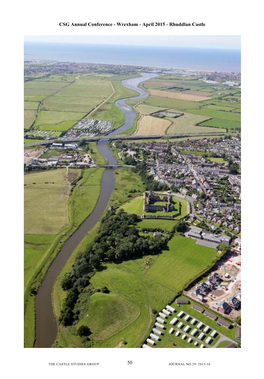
[175,331,180,337]
[146,338,155,346]
[211,330,217,338]
[205,337,212,344]
[155,322,164,329]
[163,309,171,316]
[184,315,191,322]
[170,317,178,325]
[177,311,185,318]
[198,322,204,329]
[191,318,197,325]
[150,333,160,341]
[184,325,190,333]
[166,305,176,313]
[169,328,174,334]
[198,333,205,340]
[153,328,162,336]
[176,298,189,305]
[217,318,231,329]
[178,322,184,329]
[191,329,198,336]
[142,344,152,348]
[204,326,210,333]
[156,317,165,324]
[192,304,204,313]
[236,327,241,340]
[204,310,218,321]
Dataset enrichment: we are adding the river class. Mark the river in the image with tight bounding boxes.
[34,72,156,347]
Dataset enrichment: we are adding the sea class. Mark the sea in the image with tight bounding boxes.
[24,42,241,73]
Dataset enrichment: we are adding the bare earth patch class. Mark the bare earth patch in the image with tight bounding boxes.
[135,115,171,136]
[149,89,211,102]
[24,147,45,165]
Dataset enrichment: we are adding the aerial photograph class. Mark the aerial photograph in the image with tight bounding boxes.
[24,36,241,349]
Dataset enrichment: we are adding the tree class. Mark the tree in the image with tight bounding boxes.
[77,325,91,337]
[217,243,229,253]
[229,163,239,175]
[177,220,187,233]
[235,316,241,326]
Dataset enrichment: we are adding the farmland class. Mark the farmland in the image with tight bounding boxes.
[24,169,70,234]
[149,89,211,102]
[135,115,171,136]
[166,112,225,135]
[141,74,241,132]
[146,235,217,292]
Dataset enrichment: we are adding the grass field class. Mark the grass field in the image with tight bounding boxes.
[187,107,241,122]
[24,101,39,110]
[136,104,165,115]
[144,95,201,111]
[83,257,176,347]
[135,115,171,136]
[146,235,216,292]
[41,77,112,113]
[24,234,57,291]
[24,169,70,234]
[24,110,37,129]
[108,168,146,208]
[34,110,85,128]
[199,118,241,129]
[137,218,177,232]
[89,142,107,164]
[24,80,68,99]
[149,89,211,102]
[166,112,225,135]
[71,168,104,228]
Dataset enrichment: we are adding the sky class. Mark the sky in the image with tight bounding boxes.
[24,35,241,50]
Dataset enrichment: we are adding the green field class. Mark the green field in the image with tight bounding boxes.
[24,109,37,129]
[24,234,57,291]
[41,77,112,113]
[78,256,176,348]
[24,169,70,234]
[88,142,107,164]
[199,118,241,129]
[71,168,104,228]
[24,101,39,110]
[146,235,217,292]
[108,168,146,208]
[166,112,225,135]
[34,110,85,130]
[144,95,201,111]
[137,218,177,232]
